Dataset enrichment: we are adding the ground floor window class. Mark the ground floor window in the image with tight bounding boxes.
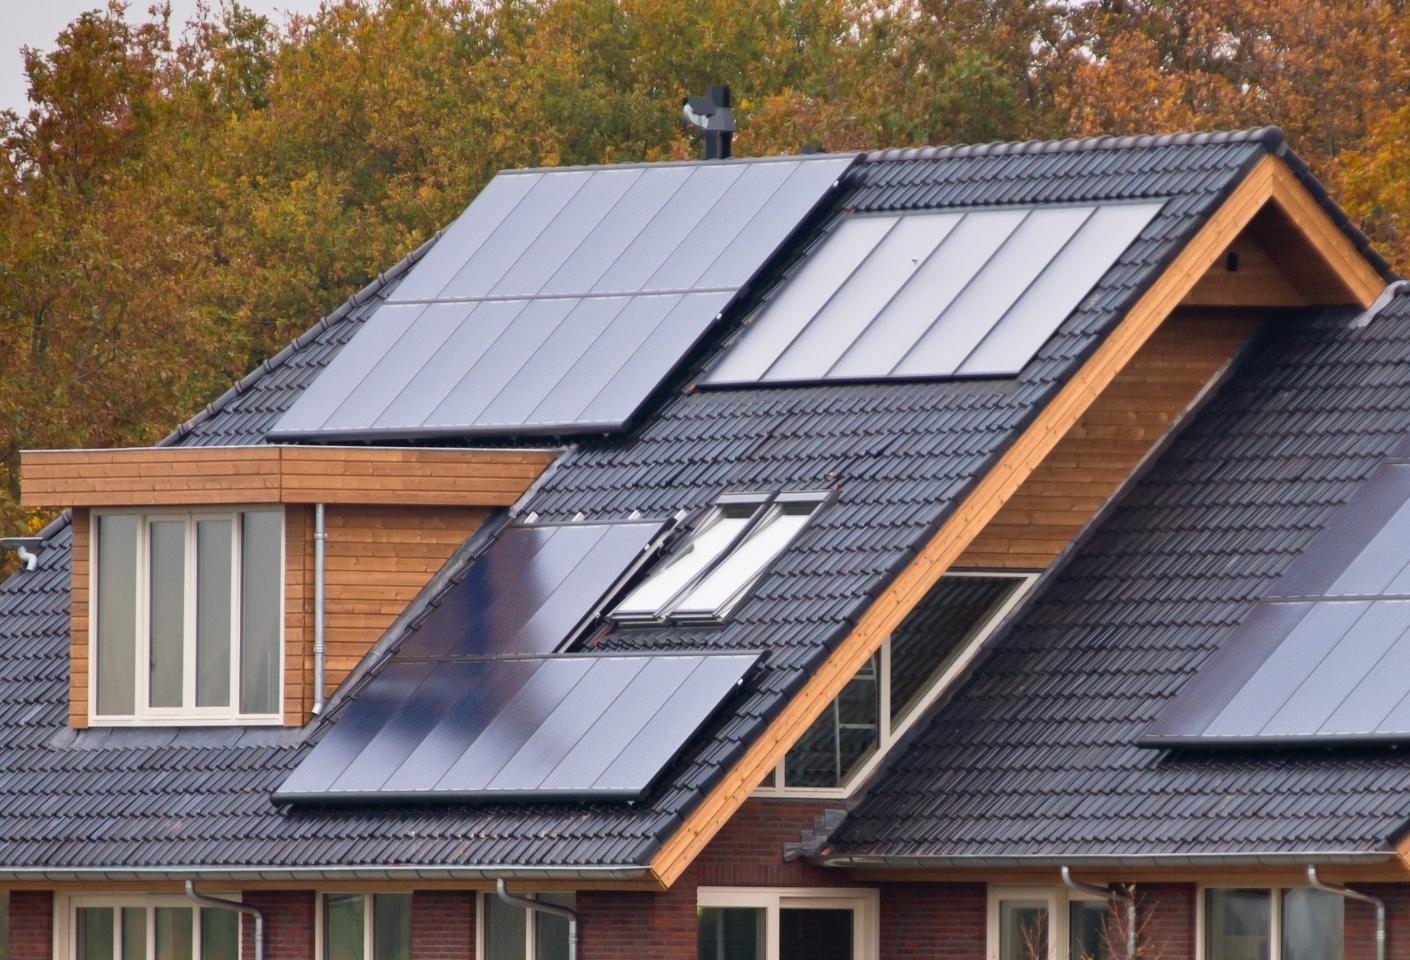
[1203,887,1344,960]
[319,893,411,960]
[697,887,878,960]
[989,885,1127,960]
[478,892,575,960]
[62,895,241,960]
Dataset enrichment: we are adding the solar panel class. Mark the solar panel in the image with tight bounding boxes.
[270,154,857,440]
[274,652,759,802]
[1142,462,1410,746]
[703,201,1163,385]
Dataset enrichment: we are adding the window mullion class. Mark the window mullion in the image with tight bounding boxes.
[184,515,198,712]
[879,639,893,747]
[137,518,152,720]
[1270,887,1281,960]
[230,513,243,718]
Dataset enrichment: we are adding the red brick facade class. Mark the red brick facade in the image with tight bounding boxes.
[9,891,53,960]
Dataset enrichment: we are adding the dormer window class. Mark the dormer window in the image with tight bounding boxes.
[611,494,825,623]
[91,508,283,725]
[759,571,1036,795]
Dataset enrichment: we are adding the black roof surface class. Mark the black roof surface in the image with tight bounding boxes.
[0,128,1397,875]
[831,286,1410,864]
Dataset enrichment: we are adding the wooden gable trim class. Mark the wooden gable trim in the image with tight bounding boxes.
[20,446,557,509]
[645,154,1388,890]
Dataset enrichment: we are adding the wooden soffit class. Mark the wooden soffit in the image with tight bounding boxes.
[20,445,558,509]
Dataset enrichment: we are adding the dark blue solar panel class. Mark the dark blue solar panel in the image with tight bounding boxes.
[1144,462,1410,746]
[275,652,759,803]
[270,154,856,440]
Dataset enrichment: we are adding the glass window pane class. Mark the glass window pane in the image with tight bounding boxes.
[122,908,147,960]
[154,907,194,960]
[615,510,752,618]
[1069,900,1112,960]
[890,576,1023,726]
[1282,889,1343,960]
[1205,889,1270,960]
[149,520,188,709]
[784,655,879,788]
[200,908,239,960]
[372,894,412,960]
[482,893,526,960]
[96,515,139,716]
[697,908,766,960]
[999,900,1049,960]
[534,893,575,960]
[675,505,814,617]
[323,893,364,960]
[196,520,233,708]
[779,908,852,960]
[76,907,115,960]
[240,510,282,715]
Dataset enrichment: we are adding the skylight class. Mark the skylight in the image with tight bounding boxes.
[612,494,825,623]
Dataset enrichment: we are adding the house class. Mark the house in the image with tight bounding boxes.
[2,115,1410,960]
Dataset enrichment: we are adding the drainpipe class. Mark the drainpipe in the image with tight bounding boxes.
[312,503,327,715]
[1061,866,1137,959]
[1307,865,1385,960]
[496,878,577,960]
[184,881,264,960]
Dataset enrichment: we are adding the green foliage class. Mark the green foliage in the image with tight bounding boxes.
[0,0,1407,538]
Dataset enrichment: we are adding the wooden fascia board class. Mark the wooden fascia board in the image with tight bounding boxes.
[647,153,1381,889]
[19,445,557,509]
[1265,160,1387,308]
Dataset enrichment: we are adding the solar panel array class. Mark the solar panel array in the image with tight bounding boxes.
[703,202,1163,385]
[270,154,857,440]
[275,651,759,802]
[1143,462,1410,746]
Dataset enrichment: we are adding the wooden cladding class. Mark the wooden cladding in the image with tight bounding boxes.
[955,309,1260,570]
[22,446,556,509]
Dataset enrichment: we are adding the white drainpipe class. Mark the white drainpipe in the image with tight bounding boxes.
[184,881,264,960]
[496,878,577,960]
[1307,865,1385,960]
[312,503,327,715]
[1061,866,1137,959]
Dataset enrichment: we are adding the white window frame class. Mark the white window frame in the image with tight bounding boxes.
[1195,884,1347,960]
[475,891,576,960]
[987,884,1112,960]
[314,891,413,960]
[89,505,285,726]
[53,892,244,960]
[756,570,1038,798]
[697,886,880,960]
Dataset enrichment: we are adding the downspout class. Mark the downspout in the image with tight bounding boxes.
[184,881,264,960]
[1307,865,1385,960]
[496,878,577,960]
[1061,866,1137,959]
[312,503,327,715]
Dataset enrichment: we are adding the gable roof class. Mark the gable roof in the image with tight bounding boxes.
[0,127,1396,880]
[828,286,1410,867]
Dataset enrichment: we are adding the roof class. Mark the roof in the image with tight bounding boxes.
[830,285,1410,865]
[0,127,1394,877]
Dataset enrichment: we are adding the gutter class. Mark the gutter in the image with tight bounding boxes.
[0,864,650,883]
[185,882,264,960]
[497,878,579,960]
[1307,865,1385,960]
[820,851,1396,869]
[1062,866,1135,960]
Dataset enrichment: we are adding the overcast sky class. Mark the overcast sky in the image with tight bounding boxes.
[1,1,322,115]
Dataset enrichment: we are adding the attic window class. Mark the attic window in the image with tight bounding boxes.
[611,494,825,623]
[758,571,1036,795]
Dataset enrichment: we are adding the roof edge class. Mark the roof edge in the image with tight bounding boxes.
[0,864,650,883]
[820,851,1396,870]
[861,126,1287,162]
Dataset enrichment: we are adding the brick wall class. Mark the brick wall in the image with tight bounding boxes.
[1137,883,1195,960]
[879,882,985,960]
[241,890,314,960]
[412,891,475,960]
[9,891,53,960]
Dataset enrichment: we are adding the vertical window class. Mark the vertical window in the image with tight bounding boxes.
[481,893,576,960]
[698,907,766,960]
[989,886,1123,960]
[998,899,1050,960]
[1206,890,1271,960]
[321,893,411,960]
[1203,888,1345,960]
[1068,899,1115,960]
[92,509,284,724]
[765,573,1034,793]
[696,889,877,960]
[67,898,241,960]
[1281,890,1342,960]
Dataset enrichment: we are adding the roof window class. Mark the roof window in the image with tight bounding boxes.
[612,493,826,623]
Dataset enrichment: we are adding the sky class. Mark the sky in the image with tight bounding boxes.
[0,0,322,115]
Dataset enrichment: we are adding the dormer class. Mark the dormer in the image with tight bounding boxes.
[20,445,556,727]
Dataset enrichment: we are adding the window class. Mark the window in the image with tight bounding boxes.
[697,888,878,960]
[92,508,283,724]
[479,892,575,960]
[62,895,240,960]
[319,893,411,960]
[1203,888,1344,960]
[989,886,1123,960]
[612,494,825,622]
[760,573,1035,793]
